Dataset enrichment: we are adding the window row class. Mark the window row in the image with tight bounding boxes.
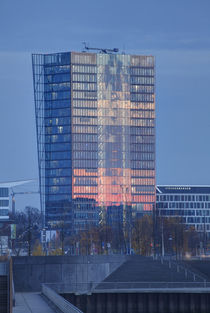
[72,73,97,82]
[131,143,155,152]
[45,100,70,110]
[157,202,210,209]
[45,160,71,168]
[131,94,154,102]
[45,125,70,135]
[0,188,9,197]
[131,152,155,161]
[46,168,72,177]
[132,186,154,193]
[130,68,154,76]
[44,91,70,101]
[131,102,155,110]
[73,186,97,194]
[72,82,97,91]
[97,108,130,117]
[133,186,154,193]
[97,100,130,110]
[45,108,70,118]
[46,194,71,201]
[47,186,71,194]
[73,117,97,125]
[131,135,155,144]
[73,142,98,151]
[73,134,97,142]
[74,213,98,219]
[72,65,97,74]
[73,160,98,168]
[45,117,70,126]
[73,125,98,134]
[73,108,97,117]
[97,65,130,75]
[46,151,71,160]
[73,151,98,159]
[74,203,97,210]
[131,161,155,169]
[131,178,155,185]
[157,195,210,202]
[73,169,97,176]
[46,177,71,186]
[0,200,9,207]
[131,169,155,177]
[44,65,70,75]
[71,53,96,65]
[131,56,154,67]
[159,210,210,219]
[0,209,9,216]
[130,76,154,85]
[44,53,70,66]
[74,177,97,186]
[98,91,130,101]
[130,126,155,135]
[45,82,70,92]
[74,220,98,226]
[45,73,70,84]
[132,195,155,203]
[97,54,130,66]
[131,110,155,119]
[131,85,154,93]
[73,99,97,108]
[131,119,155,127]
[73,91,97,99]
[45,134,71,143]
[45,143,70,152]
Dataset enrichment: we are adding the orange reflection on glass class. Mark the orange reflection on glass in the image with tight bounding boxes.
[73,169,97,177]
[143,203,154,211]
[131,170,155,177]
[132,195,155,203]
[73,194,98,201]
[98,167,132,207]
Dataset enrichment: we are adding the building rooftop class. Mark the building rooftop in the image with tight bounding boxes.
[156,185,210,194]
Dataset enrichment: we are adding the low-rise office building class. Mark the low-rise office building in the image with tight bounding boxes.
[0,186,9,220]
[156,185,210,233]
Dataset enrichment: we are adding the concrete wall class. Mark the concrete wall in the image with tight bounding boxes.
[13,255,127,292]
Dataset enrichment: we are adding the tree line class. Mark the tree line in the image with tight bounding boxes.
[10,207,205,258]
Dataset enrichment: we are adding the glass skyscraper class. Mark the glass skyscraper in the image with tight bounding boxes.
[32,51,155,233]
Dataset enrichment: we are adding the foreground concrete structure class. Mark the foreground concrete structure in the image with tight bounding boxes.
[62,290,210,313]
[13,255,126,292]
[12,255,210,313]
[13,293,55,313]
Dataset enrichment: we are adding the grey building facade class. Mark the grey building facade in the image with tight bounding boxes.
[156,185,210,233]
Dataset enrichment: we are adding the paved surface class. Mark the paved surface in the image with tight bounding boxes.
[95,256,199,290]
[13,292,56,313]
[184,260,210,281]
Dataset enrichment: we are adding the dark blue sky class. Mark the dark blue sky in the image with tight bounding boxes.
[0,0,210,209]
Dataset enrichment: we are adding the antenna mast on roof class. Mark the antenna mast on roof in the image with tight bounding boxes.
[82,42,119,54]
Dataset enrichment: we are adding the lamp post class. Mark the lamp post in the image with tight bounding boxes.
[120,184,132,254]
[203,209,207,255]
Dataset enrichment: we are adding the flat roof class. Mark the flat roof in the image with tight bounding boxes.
[156,185,210,194]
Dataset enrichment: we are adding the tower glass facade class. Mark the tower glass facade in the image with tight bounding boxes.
[32,51,155,233]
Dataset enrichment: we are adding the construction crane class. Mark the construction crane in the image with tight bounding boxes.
[10,189,40,215]
[83,42,119,54]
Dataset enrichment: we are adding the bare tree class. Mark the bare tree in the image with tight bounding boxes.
[11,206,41,256]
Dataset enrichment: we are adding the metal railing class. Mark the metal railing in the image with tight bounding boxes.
[94,281,210,289]
[158,257,207,283]
[42,284,84,313]
[42,280,210,295]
